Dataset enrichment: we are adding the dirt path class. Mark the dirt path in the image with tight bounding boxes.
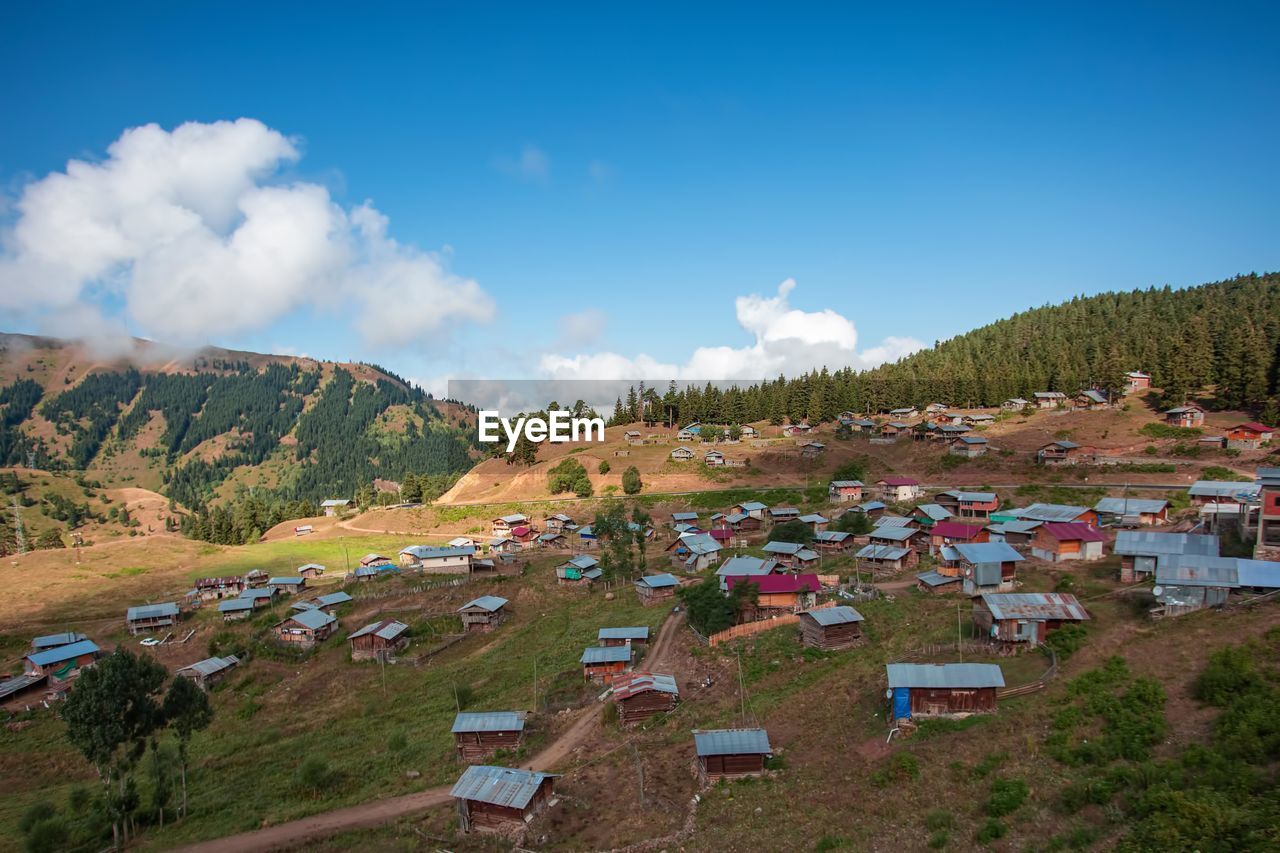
[174,609,682,852]
[644,606,684,672]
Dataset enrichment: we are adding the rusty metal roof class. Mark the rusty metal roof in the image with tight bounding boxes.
[611,672,679,700]
[980,592,1089,621]
[450,765,555,808]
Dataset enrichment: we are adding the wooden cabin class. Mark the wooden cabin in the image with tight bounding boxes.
[855,544,916,572]
[1163,405,1205,428]
[244,569,269,588]
[972,592,1089,645]
[194,576,246,602]
[556,554,602,587]
[490,513,529,537]
[1074,389,1110,410]
[812,530,855,553]
[452,711,526,761]
[611,672,679,725]
[760,540,818,570]
[797,513,829,533]
[635,573,679,605]
[670,446,696,461]
[580,644,632,683]
[935,490,998,519]
[217,598,255,622]
[126,602,181,635]
[886,663,1004,721]
[175,655,239,690]
[358,553,392,568]
[320,499,350,517]
[949,435,989,457]
[1037,440,1084,465]
[928,521,989,556]
[399,545,476,573]
[451,765,556,833]
[1093,498,1168,527]
[693,728,772,782]
[273,608,337,648]
[1113,531,1219,583]
[950,542,1024,596]
[599,626,649,647]
[458,596,509,633]
[348,619,409,661]
[1033,391,1067,409]
[726,574,820,620]
[268,576,306,595]
[798,606,864,650]
[1031,522,1106,562]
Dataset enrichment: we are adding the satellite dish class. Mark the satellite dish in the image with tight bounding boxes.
[885,688,893,698]
[1151,586,1163,597]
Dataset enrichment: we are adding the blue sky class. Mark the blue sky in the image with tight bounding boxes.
[1,2,1278,392]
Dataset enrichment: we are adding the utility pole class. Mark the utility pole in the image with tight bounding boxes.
[957,603,963,662]
[12,497,26,555]
[736,650,747,726]
[532,659,538,712]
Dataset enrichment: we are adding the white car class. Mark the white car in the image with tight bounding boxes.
[139,637,161,646]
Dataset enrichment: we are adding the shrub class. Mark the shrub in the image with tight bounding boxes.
[1140,422,1202,439]
[975,818,1006,845]
[295,756,333,797]
[1044,623,1088,662]
[598,460,610,475]
[986,778,1029,817]
[547,458,589,494]
[1200,465,1242,482]
[622,466,643,495]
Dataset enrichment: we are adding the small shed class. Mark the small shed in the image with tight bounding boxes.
[886,663,1004,721]
[452,711,527,761]
[268,576,306,595]
[556,554,602,586]
[296,563,326,579]
[693,728,772,782]
[451,765,557,833]
[176,655,240,690]
[973,592,1089,645]
[798,606,864,650]
[458,596,510,633]
[348,619,410,661]
[580,644,632,683]
[126,602,181,635]
[611,672,679,725]
[598,626,650,647]
[635,573,679,605]
[273,608,337,648]
[217,598,255,622]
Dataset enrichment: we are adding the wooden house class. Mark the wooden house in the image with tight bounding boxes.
[798,606,864,650]
[1037,440,1084,465]
[452,712,526,761]
[925,403,949,414]
[1187,480,1260,507]
[886,663,1004,721]
[767,507,801,525]
[24,639,101,678]
[782,422,811,437]
[876,477,922,503]
[739,424,759,438]
[297,591,352,613]
[273,608,337,648]
[624,430,643,444]
[726,573,820,619]
[1017,504,1099,526]
[194,576,246,602]
[1093,498,1168,527]
[175,655,239,690]
[581,644,632,683]
[935,490,998,519]
[889,406,919,419]
[451,765,556,833]
[670,445,696,461]
[1033,391,1067,409]
[126,602,180,635]
[670,511,699,528]
[799,441,826,457]
[490,514,529,537]
[715,555,778,590]
[1074,389,1111,410]
[693,728,772,782]
[1113,531,1219,583]
[869,524,925,553]
[1163,405,1205,428]
[973,592,1089,645]
[1031,522,1105,562]
[704,449,726,466]
[952,542,1024,596]
[855,543,916,572]
[812,530,855,553]
[676,422,702,441]
[913,503,954,526]
[986,519,1041,548]
[668,532,723,572]
[268,576,306,595]
[877,421,910,441]
[320,499,350,517]
[761,540,819,570]
[928,521,989,556]
[244,569,269,588]
[914,569,962,594]
[358,553,393,569]
[508,525,538,547]
[348,619,409,661]
[488,537,521,555]
[635,573,680,605]
[1226,422,1274,450]
[732,501,769,520]
[949,435,988,457]
[599,626,649,647]
[797,513,829,533]
[458,596,510,633]
[828,480,864,503]
[721,512,760,532]
[556,554,602,586]
[217,598,255,622]
[536,532,567,549]
[1001,398,1029,411]
[1125,371,1152,393]
[611,672,679,725]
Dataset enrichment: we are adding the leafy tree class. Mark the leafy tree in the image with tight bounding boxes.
[597,460,610,475]
[573,475,594,498]
[548,458,589,494]
[833,512,873,534]
[621,466,643,495]
[768,520,814,544]
[831,459,868,482]
[678,579,736,635]
[162,675,213,817]
[35,528,66,550]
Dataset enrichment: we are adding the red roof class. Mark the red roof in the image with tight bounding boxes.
[879,476,920,487]
[511,525,533,537]
[1040,522,1105,543]
[725,573,821,595]
[1234,422,1274,434]
[931,521,986,540]
[709,528,733,542]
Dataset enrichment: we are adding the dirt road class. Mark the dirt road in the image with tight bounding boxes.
[175,609,681,852]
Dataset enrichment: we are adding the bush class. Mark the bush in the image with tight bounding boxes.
[295,756,333,797]
[598,460,610,475]
[622,466,643,495]
[1200,465,1243,482]
[986,778,1029,817]
[924,809,954,831]
[1140,422,1202,439]
[547,458,589,494]
[975,818,1006,844]
[1044,623,1088,662]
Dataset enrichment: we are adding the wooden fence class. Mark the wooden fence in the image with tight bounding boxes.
[350,575,473,600]
[707,601,837,647]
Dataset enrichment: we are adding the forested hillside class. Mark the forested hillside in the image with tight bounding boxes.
[606,273,1280,427]
[0,338,479,527]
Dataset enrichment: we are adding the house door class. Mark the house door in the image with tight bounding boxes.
[893,688,911,720]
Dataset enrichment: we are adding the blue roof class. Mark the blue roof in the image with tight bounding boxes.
[315,591,353,607]
[1094,498,1168,515]
[31,632,86,649]
[677,532,721,556]
[581,645,632,664]
[870,526,918,542]
[287,608,336,630]
[769,507,800,517]
[450,765,555,808]
[400,544,476,559]
[762,541,803,555]
[127,603,179,620]
[671,512,699,521]
[886,663,1005,689]
[459,595,508,613]
[693,728,772,757]
[1113,531,1219,557]
[738,501,768,512]
[954,542,1024,564]
[857,501,887,512]
[637,573,679,589]
[218,598,255,612]
[1017,503,1090,522]
[452,711,526,733]
[240,587,277,600]
[803,606,863,626]
[815,530,852,542]
[1235,560,1280,589]
[563,554,600,570]
[941,490,996,502]
[856,544,910,560]
[716,555,775,577]
[348,619,408,641]
[915,570,961,588]
[915,504,953,521]
[268,577,304,585]
[27,639,99,667]
[598,626,649,641]
[798,514,829,524]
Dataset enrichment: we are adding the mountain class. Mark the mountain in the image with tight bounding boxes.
[0,334,479,513]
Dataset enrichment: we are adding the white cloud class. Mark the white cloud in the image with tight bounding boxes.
[539,278,924,380]
[0,118,493,348]
[495,144,550,182]
[555,308,607,348]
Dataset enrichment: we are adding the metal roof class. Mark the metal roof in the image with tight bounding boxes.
[287,608,336,630]
[451,711,526,733]
[769,507,800,517]
[450,765,555,808]
[693,728,772,757]
[127,603,179,620]
[678,532,722,556]
[1258,467,1280,487]
[218,598,255,612]
[599,626,650,641]
[319,499,350,507]
[240,586,279,599]
[857,501,887,512]
[637,573,679,588]
[563,554,600,570]
[459,595,508,613]
[856,544,910,561]
[611,672,679,700]
[915,570,961,588]
[955,542,1025,564]
[737,501,768,511]
[177,655,239,678]
[1156,554,1240,587]
[1039,522,1106,543]
[1113,531,1219,557]
[1079,389,1108,403]
[915,504,953,521]
[886,663,1005,689]
[803,605,863,626]
[873,516,914,528]
[980,592,1089,621]
[798,514,829,524]
[716,555,775,577]
[671,512,699,521]
[32,632,86,650]
[815,530,852,542]
[27,639,100,667]
[348,619,408,641]
[268,577,304,585]
[497,514,528,524]
[870,526,919,542]
[940,490,996,503]
[1094,498,1168,515]
[316,591,353,607]
[763,541,804,555]
[400,545,476,559]
[1188,481,1260,499]
[829,480,864,488]
[1017,503,1090,522]
[1235,560,1280,589]
[989,519,1042,535]
[581,645,632,664]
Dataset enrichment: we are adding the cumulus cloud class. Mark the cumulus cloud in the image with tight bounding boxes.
[0,118,493,348]
[539,278,924,380]
[495,144,550,182]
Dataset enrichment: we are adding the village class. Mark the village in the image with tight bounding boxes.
[2,368,1279,849]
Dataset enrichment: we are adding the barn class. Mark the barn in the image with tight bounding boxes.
[451,765,557,832]
[348,619,410,661]
[273,608,337,648]
[126,602,181,635]
[886,663,1004,721]
[972,592,1089,645]
[635,573,679,605]
[693,728,773,782]
[611,672,679,725]
[798,606,864,650]
[452,711,527,761]
[581,645,633,683]
[458,596,510,633]
[175,655,240,690]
